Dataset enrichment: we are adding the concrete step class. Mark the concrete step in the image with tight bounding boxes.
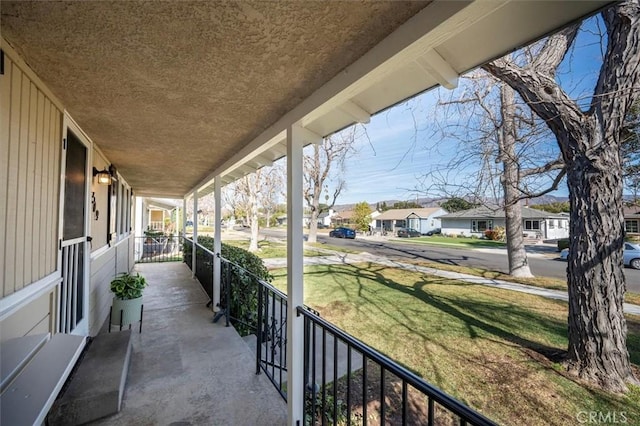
[47,330,133,426]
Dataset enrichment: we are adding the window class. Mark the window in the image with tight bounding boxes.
[472,220,492,232]
[558,220,564,229]
[626,219,639,233]
[549,220,555,229]
[108,174,132,244]
[524,220,540,230]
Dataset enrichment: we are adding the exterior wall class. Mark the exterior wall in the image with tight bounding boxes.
[409,209,447,234]
[0,290,55,343]
[1,49,62,298]
[88,235,134,336]
[2,43,135,339]
[544,218,570,240]
[442,218,507,237]
[90,147,111,251]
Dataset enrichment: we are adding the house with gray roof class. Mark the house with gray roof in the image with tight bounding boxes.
[437,206,569,240]
[375,208,447,235]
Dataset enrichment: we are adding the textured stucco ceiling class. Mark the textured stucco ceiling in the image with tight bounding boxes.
[1,1,430,197]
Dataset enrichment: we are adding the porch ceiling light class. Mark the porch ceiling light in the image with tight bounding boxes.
[93,167,112,185]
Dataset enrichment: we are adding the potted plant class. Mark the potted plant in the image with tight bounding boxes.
[110,272,146,329]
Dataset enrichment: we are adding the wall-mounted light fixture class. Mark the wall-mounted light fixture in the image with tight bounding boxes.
[93,167,112,185]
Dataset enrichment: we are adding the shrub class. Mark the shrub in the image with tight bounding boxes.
[484,227,505,241]
[557,238,570,251]
[183,236,271,336]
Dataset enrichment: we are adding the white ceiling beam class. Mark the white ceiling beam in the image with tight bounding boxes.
[297,126,323,145]
[268,143,288,158]
[237,164,256,174]
[338,100,371,124]
[415,49,459,90]
[249,155,274,168]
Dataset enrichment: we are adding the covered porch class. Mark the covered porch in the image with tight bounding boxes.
[91,262,287,425]
[0,2,613,425]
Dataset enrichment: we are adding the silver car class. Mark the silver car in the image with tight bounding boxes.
[560,242,640,269]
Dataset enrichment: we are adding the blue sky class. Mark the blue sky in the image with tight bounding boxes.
[335,16,606,206]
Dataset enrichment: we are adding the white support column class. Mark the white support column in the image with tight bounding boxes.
[182,197,187,237]
[192,191,198,279]
[213,176,222,313]
[134,196,144,262]
[286,123,305,426]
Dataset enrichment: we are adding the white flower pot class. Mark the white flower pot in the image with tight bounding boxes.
[111,296,143,327]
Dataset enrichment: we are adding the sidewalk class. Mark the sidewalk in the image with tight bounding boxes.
[264,249,640,316]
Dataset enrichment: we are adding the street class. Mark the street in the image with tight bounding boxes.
[257,229,640,293]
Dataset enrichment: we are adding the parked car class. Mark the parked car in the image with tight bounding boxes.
[396,227,421,238]
[560,242,640,269]
[329,227,356,239]
[426,228,441,236]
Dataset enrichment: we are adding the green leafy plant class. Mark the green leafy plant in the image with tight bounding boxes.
[110,272,147,300]
[183,236,271,336]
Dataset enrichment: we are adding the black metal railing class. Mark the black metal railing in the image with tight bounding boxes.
[297,306,497,426]
[184,239,495,425]
[135,235,184,263]
[219,256,259,335]
[183,238,214,304]
[256,279,288,399]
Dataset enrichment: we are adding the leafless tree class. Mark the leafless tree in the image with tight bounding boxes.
[304,127,358,243]
[234,170,264,252]
[261,163,285,228]
[424,70,564,277]
[484,1,640,392]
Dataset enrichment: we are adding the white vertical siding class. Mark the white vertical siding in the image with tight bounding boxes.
[1,52,62,297]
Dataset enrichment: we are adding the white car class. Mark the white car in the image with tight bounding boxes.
[560,242,640,269]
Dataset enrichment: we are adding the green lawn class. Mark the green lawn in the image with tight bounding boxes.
[394,235,507,248]
[396,259,640,305]
[223,239,322,259]
[271,263,640,426]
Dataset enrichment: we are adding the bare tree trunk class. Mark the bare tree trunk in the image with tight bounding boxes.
[500,84,533,277]
[265,210,271,228]
[249,198,259,252]
[565,133,634,391]
[307,212,319,243]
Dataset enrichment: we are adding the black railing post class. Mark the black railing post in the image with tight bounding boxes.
[225,262,231,327]
[256,280,264,375]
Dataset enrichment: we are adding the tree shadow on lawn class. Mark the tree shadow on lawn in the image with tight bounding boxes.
[308,262,639,372]
[316,262,568,356]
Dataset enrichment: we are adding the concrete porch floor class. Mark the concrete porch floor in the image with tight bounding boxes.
[90,262,287,426]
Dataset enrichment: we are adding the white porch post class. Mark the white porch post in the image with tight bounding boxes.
[286,123,305,425]
[134,197,144,262]
[192,191,198,279]
[213,176,222,312]
[182,198,187,237]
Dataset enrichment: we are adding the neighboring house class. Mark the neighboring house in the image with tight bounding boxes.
[375,208,447,234]
[317,209,337,227]
[140,197,181,234]
[332,209,380,230]
[625,205,640,237]
[438,206,570,240]
[332,210,355,227]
